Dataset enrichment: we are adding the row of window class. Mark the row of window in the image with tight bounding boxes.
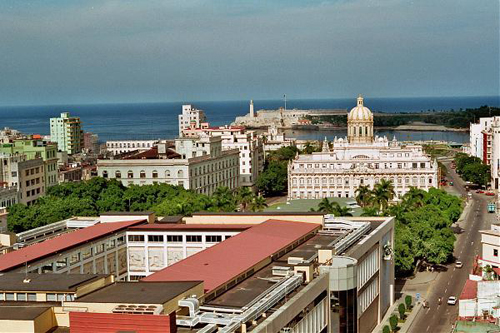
[103,170,184,179]
[25,178,41,187]
[0,292,75,302]
[292,176,434,186]
[128,234,226,243]
[296,161,429,170]
[107,142,154,148]
[25,166,43,176]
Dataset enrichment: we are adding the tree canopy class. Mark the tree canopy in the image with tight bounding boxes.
[454,153,490,187]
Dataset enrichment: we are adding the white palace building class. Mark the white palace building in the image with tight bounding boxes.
[288,95,439,200]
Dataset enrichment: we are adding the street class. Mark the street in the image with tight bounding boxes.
[408,161,496,333]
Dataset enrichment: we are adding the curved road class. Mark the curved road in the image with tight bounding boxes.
[409,161,495,333]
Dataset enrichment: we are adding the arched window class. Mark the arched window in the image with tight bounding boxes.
[152,170,158,178]
[165,170,171,178]
[307,177,312,185]
[115,171,121,179]
[300,178,304,185]
[140,170,146,178]
[314,178,319,184]
[127,170,133,179]
[178,170,184,178]
[293,178,297,185]
[102,170,108,178]
[322,177,327,184]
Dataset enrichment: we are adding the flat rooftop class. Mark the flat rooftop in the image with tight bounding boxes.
[0,273,109,292]
[0,302,56,320]
[142,220,320,292]
[76,281,202,304]
[129,224,254,232]
[0,220,146,272]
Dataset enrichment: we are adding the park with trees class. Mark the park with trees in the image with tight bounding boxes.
[353,180,462,276]
[7,177,267,233]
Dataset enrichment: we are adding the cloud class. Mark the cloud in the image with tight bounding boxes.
[0,0,497,105]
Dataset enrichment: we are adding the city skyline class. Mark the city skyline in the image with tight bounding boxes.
[0,0,498,106]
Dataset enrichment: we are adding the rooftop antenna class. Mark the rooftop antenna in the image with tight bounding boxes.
[284,94,287,111]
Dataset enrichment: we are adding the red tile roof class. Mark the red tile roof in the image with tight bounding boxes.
[460,279,478,300]
[129,224,254,231]
[0,220,146,272]
[142,220,319,292]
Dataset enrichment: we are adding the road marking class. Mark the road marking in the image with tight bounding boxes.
[454,267,456,271]
[445,288,448,293]
[426,308,430,314]
[426,325,430,332]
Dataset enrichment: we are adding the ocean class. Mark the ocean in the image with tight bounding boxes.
[0,95,498,143]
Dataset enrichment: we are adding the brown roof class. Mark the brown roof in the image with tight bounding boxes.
[0,273,109,292]
[76,281,202,304]
[0,302,54,320]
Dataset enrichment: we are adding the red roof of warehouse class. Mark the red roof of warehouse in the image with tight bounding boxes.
[129,224,254,231]
[0,220,145,272]
[460,279,478,300]
[142,220,319,292]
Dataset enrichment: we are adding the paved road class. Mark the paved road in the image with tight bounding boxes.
[409,162,496,333]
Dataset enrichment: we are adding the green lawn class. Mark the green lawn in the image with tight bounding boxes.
[265,197,363,216]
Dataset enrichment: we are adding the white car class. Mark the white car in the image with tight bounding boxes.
[455,261,463,268]
[447,296,457,305]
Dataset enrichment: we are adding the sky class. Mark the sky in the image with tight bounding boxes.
[0,0,498,106]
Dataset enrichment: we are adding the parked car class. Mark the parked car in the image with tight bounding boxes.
[455,261,463,268]
[450,181,454,186]
[476,190,484,194]
[486,192,495,196]
[447,296,457,305]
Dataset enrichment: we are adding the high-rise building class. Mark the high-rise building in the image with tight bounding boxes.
[50,112,84,155]
[178,105,206,137]
[0,138,59,188]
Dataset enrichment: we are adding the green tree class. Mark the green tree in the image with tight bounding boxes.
[256,161,288,195]
[211,186,237,212]
[361,206,379,217]
[331,203,353,217]
[383,326,390,333]
[236,187,254,212]
[389,315,398,331]
[371,179,395,211]
[398,303,406,320]
[249,195,268,212]
[355,185,372,207]
[405,295,412,309]
[317,198,335,213]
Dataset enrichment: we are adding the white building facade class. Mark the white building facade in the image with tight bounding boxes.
[105,140,159,155]
[288,96,439,200]
[178,105,206,137]
[97,136,240,195]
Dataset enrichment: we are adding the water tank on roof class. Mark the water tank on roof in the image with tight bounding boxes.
[319,256,357,291]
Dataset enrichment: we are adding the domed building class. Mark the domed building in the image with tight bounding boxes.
[347,95,374,144]
[288,95,439,200]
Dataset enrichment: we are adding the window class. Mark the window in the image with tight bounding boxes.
[102,171,108,178]
[128,235,145,242]
[494,249,498,257]
[140,170,146,178]
[186,235,202,243]
[148,235,164,242]
[106,239,116,250]
[117,236,125,245]
[95,243,105,254]
[17,293,27,301]
[127,170,134,178]
[115,171,121,179]
[5,293,15,301]
[56,257,68,271]
[152,170,158,178]
[69,252,81,265]
[167,235,182,242]
[206,235,222,243]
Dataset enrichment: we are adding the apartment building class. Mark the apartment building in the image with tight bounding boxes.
[0,154,45,206]
[178,104,206,136]
[50,112,84,155]
[105,139,159,155]
[83,132,99,154]
[98,136,240,195]
[0,138,59,188]
[182,123,264,188]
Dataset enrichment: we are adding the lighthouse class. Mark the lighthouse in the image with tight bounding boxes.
[249,100,255,117]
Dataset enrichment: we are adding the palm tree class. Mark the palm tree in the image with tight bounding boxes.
[402,187,426,209]
[361,206,379,217]
[331,203,353,217]
[355,185,373,207]
[317,198,334,213]
[236,187,254,212]
[212,186,236,212]
[249,195,268,212]
[372,179,395,212]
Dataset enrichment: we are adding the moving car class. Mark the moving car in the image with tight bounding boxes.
[455,261,463,268]
[447,296,457,305]
[486,192,495,196]
[476,190,484,194]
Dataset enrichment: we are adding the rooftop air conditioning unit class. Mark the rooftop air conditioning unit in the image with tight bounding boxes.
[287,257,304,265]
[272,266,291,277]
